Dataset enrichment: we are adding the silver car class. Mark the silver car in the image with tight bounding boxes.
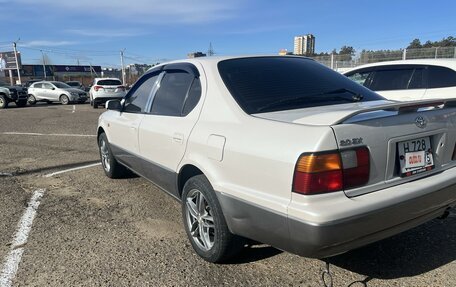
[27,81,88,105]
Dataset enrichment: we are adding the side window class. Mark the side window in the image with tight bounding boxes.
[43,83,53,89]
[369,68,414,91]
[428,66,456,89]
[123,74,159,113]
[34,83,42,89]
[408,68,425,89]
[182,78,202,116]
[346,70,372,87]
[150,71,195,116]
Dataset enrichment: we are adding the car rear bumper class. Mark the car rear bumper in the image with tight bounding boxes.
[93,96,124,104]
[217,166,456,258]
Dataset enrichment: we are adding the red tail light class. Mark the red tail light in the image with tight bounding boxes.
[94,85,103,92]
[293,147,370,195]
[117,85,125,91]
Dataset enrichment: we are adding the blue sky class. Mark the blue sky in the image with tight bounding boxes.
[2,0,456,67]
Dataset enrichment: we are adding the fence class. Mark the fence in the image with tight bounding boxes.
[310,46,456,71]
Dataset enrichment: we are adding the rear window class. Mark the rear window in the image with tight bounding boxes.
[218,57,383,114]
[97,79,122,86]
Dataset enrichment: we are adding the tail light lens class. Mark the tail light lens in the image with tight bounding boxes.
[117,85,125,91]
[94,85,103,92]
[293,147,370,195]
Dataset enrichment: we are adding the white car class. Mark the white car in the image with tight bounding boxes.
[89,78,126,109]
[97,56,456,263]
[343,59,456,101]
[27,81,87,105]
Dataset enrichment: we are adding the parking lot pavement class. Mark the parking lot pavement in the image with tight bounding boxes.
[1,103,455,286]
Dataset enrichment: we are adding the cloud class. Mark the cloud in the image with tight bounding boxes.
[21,40,78,47]
[14,0,241,23]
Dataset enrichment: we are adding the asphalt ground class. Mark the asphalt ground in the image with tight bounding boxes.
[0,102,455,287]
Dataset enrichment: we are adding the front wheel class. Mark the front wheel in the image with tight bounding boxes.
[0,95,8,109]
[98,133,128,178]
[182,175,244,263]
[60,95,69,105]
[28,95,37,105]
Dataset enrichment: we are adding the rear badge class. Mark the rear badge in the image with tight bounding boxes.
[340,137,363,147]
[415,116,427,129]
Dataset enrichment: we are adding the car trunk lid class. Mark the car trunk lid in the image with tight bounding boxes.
[254,99,456,197]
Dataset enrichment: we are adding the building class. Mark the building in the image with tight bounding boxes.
[294,34,315,56]
[187,52,206,58]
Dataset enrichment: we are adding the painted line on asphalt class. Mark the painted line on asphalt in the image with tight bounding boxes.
[0,173,13,177]
[0,189,45,287]
[44,163,101,178]
[1,132,96,137]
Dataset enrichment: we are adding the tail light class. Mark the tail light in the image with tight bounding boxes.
[293,147,370,195]
[117,86,125,91]
[94,85,103,92]
[452,143,456,160]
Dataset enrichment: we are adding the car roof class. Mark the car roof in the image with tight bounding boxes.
[94,78,121,81]
[343,58,456,74]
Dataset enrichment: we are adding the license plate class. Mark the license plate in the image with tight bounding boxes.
[106,88,115,92]
[398,137,434,177]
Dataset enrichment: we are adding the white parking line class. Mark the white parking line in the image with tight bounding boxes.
[0,189,45,287]
[0,173,13,177]
[1,132,96,137]
[44,163,101,178]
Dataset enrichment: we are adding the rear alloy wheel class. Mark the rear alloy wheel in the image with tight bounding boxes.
[98,133,128,178]
[0,95,8,109]
[16,100,27,107]
[182,175,244,263]
[28,95,37,105]
[60,95,70,105]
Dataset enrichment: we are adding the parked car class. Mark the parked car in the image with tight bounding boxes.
[65,81,86,91]
[27,81,87,105]
[89,78,126,109]
[0,81,28,108]
[343,59,456,101]
[97,56,456,263]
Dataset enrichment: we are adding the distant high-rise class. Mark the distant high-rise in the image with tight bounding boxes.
[294,34,315,56]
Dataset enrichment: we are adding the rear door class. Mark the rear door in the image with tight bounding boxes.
[138,63,204,196]
[107,72,160,170]
[41,83,56,100]
[369,65,426,101]
[422,65,456,99]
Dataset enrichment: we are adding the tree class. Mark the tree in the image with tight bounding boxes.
[407,39,422,49]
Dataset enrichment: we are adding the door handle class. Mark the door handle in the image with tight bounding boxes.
[173,133,184,144]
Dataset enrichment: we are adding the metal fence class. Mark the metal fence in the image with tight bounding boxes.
[310,46,456,71]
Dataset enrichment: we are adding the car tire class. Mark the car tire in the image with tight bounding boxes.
[0,95,8,109]
[182,175,244,263]
[16,100,27,107]
[60,95,70,105]
[28,95,37,105]
[98,133,129,178]
[93,102,98,109]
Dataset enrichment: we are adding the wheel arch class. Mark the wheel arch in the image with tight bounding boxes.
[177,164,204,198]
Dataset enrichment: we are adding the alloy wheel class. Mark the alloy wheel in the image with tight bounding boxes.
[99,138,111,172]
[185,189,215,251]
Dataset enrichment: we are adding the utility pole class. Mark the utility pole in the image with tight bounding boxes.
[12,40,22,85]
[40,50,47,79]
[208,42,214,56]
[120,49,126,85]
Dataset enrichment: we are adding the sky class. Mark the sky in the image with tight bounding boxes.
[1,0,456,68]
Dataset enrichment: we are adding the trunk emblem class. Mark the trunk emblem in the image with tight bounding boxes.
[415,116,427,129]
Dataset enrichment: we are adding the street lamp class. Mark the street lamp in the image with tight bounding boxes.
[40,50,47,79]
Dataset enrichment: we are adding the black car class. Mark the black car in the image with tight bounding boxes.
[0,81,28,108]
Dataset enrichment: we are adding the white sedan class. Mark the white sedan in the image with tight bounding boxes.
[97,56,456,262]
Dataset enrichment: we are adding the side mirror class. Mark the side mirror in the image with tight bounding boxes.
[106,100,122,111]
[51,87,55,90]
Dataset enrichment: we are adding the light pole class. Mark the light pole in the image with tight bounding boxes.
[40,50,47,79]
[120,49,126,85]
[12,39,22,85]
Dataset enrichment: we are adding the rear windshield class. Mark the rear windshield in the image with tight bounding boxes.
[218,57,384,114]
[97,79,121,86]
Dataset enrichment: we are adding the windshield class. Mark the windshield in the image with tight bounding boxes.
[52,82,72,89]
[218,57,384,114]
